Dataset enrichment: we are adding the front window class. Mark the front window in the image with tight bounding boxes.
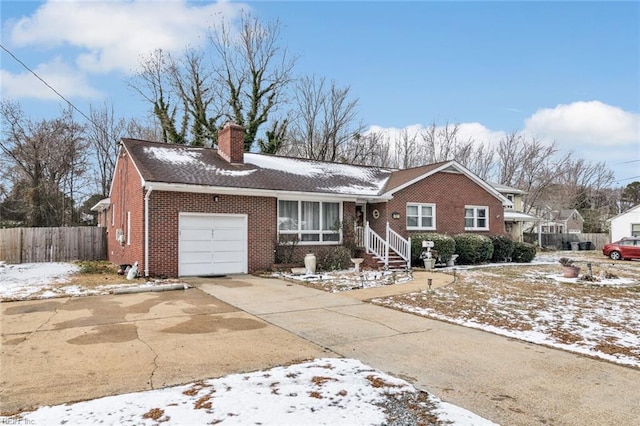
[465,206,489,230]
[632,224,640,237]
[407,203,436,230]
[278,200,341,243]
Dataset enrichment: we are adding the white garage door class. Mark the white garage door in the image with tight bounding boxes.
[179,213,247,276]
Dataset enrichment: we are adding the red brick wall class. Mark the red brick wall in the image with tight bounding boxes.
[147,192,277,277]
[107,149,145,271]
[367,202,388,237]
[217,123,244,164]
[379,172,506,238]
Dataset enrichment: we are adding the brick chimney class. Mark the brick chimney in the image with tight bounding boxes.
[218,122,245,164]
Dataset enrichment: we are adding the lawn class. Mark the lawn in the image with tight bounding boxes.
[371,252,640,368]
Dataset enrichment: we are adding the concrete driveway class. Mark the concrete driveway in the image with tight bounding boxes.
[194,274,640,426]
[0,286,332,414]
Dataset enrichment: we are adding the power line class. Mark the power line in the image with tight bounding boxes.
[616,175,640,183]
[0,42,93,124]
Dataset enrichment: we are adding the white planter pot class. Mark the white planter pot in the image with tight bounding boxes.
[304,253,317,274]
[423,258,435,270]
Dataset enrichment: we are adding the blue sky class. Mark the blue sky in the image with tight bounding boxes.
[1,1,639,183]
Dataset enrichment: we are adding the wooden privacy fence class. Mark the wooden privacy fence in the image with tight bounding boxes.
[524,232,609,250]
[0,227,107,264]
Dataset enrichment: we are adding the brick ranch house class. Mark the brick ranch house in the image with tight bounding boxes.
[97,123,512,277]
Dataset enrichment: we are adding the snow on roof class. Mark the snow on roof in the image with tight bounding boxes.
[504,211,540,221]
[245,153,389,180]
[245,153,391,195]
[144,146,256,177]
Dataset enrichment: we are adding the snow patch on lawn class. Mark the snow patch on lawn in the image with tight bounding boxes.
[0,262,79,300]
[1,358,495,426]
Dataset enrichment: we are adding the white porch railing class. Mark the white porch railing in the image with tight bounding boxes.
[363,221,411,270]
[387,225,411,270]
[364,222,387,264]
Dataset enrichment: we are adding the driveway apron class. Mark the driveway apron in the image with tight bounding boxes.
[0,287,332,413]
[194,275,640,426]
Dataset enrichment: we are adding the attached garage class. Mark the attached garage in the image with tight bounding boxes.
[178,213,247,276]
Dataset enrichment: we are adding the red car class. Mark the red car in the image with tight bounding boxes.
[602,237,640,260]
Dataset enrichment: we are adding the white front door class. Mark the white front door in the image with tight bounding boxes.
[178,213,247,276]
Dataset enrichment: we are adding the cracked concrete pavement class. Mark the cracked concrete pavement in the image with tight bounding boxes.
[0,287,333,414]
[194,274,640,426]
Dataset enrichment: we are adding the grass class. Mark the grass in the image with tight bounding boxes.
[67,260,128,287]
[373,258,640,367]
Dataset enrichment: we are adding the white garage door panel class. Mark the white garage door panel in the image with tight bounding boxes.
[213,251,244,263]
[184,240,214,252]
[213,240,244,252]
[182,251,214,264]
[179,214,247,276]
[214,228,242,240]
[181,229,212,241]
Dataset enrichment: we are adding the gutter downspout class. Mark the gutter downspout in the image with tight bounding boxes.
[144,187,153,277]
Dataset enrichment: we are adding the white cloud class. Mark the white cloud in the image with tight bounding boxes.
[8,0,247,74]
[367,122,505,148]
[524,101,640,147]
[0,57,103,100]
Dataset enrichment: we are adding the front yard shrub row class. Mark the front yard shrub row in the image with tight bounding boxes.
[488,235,515,262]
[410,233,535,266]
[453,233,494,265]
[410,233,456,265]
[512,241,536,263]
[317,246,352,271]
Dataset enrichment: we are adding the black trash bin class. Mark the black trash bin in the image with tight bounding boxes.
[586,241,593,250]
[578,242,587,250]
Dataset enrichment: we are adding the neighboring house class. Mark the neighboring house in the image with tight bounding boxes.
[91,198,110,228]
[490,182,540,242]
[608,205,640,242]
[533,208,584,234]
[101,122,511,277]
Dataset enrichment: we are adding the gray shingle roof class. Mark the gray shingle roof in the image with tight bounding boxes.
[123,138,394,197]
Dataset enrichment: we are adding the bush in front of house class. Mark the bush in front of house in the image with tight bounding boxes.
[453,233,494,265]
[316,246,352,271]
[488,234,515,262]
[511,241,536,263]
[410,233,455,265]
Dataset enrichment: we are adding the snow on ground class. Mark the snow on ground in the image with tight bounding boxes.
[0,262,188,301]
[1,358,494,426]
[1,264,492,424]
[0,262,80,300]
[372,255,640,368]
[277,269,414,292]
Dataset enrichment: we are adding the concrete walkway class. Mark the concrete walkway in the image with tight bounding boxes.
[193,273,640,426]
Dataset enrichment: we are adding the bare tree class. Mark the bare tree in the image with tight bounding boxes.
[168,48,223,146]
[284,76,364,162]
[129,49,187,144]
[87,102,126,197]
[393,128,421,169]
[129,14,294,149]
[0,101,87,226]
[495,131,571,213]
[211,12,296,151]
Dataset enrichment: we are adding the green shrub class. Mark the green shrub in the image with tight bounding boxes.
[73,260,115,274]
[489,234,515,262]
[410,233,455,264]
[512,241,536,263]
[453,233,494,265]
[316,246,352,271]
